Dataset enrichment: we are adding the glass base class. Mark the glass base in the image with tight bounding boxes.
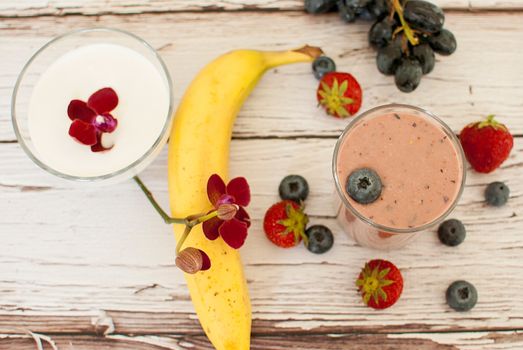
[335,202,419,250]
[331,104,466,250]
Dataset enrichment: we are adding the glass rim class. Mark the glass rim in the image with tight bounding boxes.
[11,27,174,182]
[332,103,467,234]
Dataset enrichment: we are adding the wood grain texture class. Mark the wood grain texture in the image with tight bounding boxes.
[2,11,523,141]
[0,136,521,336]
[1,332,523,349]
[2,3,523,349]
[0,0,522,17]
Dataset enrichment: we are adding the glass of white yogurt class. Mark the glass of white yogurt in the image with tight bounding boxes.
[12,28,174,183]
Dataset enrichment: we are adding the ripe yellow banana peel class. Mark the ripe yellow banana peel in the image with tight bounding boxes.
[168,45,322,350]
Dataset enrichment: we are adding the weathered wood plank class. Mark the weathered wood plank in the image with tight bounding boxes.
[0,137,521,335]
[1,5,523,346]
[1,332,523,350]
[0,0,522,18]
[2,11,523,141]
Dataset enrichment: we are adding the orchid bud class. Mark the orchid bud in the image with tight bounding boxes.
[176,247,203,274]
[175,247,211,274]
[217,203,239,221]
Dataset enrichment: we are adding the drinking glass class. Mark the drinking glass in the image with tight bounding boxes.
[332,104,466,249]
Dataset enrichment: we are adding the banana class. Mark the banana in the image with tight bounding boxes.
[168,45,322,350]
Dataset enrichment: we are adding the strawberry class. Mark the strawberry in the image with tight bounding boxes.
[316,72,362,118]
[460,115,513,173]
[356,259,403,310]
[263,200,309,248]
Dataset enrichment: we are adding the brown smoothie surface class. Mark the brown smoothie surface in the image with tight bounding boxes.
[336,112,463,230]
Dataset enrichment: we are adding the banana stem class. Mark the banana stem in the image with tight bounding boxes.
[263,45,323,69]
[133,176,187,225]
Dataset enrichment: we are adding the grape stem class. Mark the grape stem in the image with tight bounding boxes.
[391,0,419,46]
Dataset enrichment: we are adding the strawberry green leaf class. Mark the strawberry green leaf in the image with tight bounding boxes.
[332,78,339,96]
[320,81,331,94]
[378,288,388,301]
[371,265,379,279]
[278,203,308,244]
[340,96,354,105]
[363,292,371,305]
[339,80,348,95]
[378,268,390,279]
[381,279,395,287]
[363,264,371,277]
[336,106,349,118]
[373,291,379,304]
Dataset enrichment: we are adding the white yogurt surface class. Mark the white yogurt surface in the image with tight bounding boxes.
[28,43,170,177]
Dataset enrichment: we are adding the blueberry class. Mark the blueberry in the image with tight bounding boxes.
[279,175,309,202]
[437,219,466,246]
[412,43,435,74]
[305,0,337,14]
[376,42,403,75]
[485,181,510,207]
[346,168,382,204]
[429,29,457,56]
[394,57,422,93]
[305,225,334,254]
[369,18,394,48]
[312,56,336,80]
[446,280,478,311]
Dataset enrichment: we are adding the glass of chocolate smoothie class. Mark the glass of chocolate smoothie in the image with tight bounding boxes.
[333,104,466,250]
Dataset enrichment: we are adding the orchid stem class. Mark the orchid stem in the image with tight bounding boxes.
[176,225,192,254]
[175,212,216,254]
[133,176,186,225]
[193,211,218,225]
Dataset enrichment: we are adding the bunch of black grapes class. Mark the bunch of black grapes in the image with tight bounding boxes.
[305,0,457,92]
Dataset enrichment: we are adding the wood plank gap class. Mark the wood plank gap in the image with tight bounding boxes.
[2,7,523,20]
[249,326,523,337]
[3,325,523,338]
[3,134,523,144]
[0,8,299,19]
[231,135,339,140]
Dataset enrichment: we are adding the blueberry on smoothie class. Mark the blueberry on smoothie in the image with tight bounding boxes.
[346,168,382,204]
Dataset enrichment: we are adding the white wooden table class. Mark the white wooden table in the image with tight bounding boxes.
[1,1,523,349]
